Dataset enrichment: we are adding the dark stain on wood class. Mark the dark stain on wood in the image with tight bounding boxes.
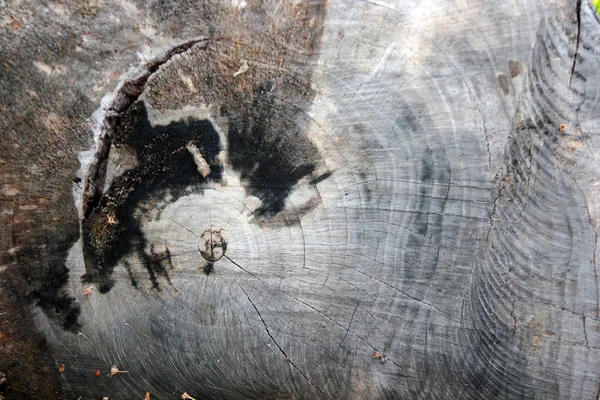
[508,60,521,78]
[82,92,330,297]
[498,73,510,95]
[0,0,331,396]
[202,261,215,275]
[224,80,323,216]
[82,103,223,293]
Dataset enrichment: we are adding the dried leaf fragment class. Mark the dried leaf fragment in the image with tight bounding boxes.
[10,18,22,30]
[59,364,65,373]
[373,351,387,363]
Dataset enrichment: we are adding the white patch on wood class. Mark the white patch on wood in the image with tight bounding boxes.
[1,184,20,197]
[244,195,262,214]
[33,61,52,75]
[33,61,66,75]
[232,0,247,9]
[144,105,212,127]
[233,60,249,77]
[370,44,394,77]
[178,69,197,93]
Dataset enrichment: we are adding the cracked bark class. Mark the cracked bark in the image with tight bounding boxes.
[82,37,209,218]
[569,0,582,89]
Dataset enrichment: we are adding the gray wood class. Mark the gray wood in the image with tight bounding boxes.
[1,0,600,399]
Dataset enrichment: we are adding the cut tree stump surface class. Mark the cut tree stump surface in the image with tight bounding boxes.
[1,0,600,399]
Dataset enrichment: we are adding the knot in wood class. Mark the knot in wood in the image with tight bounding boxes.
[199,228,226,262]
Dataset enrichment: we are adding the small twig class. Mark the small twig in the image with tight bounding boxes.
[84,286,94,309]
[108,365,129,377]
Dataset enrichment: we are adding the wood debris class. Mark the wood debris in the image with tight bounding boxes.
[373,351,387,363]
[108,365,129,377]
[84,286,95,309]
[10,17,23,30]
[233,60,249,77]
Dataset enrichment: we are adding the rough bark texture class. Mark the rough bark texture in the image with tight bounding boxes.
[1,0,600,399]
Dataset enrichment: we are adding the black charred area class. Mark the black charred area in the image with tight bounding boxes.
[224,81,322,216]
[0,215,77,399]
[0,0,335,397]
[203,262,215,275]
[5,207,83,334]
[81,102,222,293]
[0,270,64,399]
[142,244,175,289]
[81,38,209,219]
[81,78,331,299]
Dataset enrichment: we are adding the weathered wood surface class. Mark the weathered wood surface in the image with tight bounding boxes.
[1,0,600,399]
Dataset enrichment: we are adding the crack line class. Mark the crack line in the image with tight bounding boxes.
[583,316,589,347]
[225,255,406,371]
[342,302,359,344]
[239,285,329,399]
[568,0,582,89]
[575,179,599,319]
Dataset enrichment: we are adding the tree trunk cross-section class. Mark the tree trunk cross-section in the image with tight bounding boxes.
[1,0,600,399]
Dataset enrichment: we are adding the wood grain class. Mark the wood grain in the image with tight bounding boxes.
[1,0,600,399]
